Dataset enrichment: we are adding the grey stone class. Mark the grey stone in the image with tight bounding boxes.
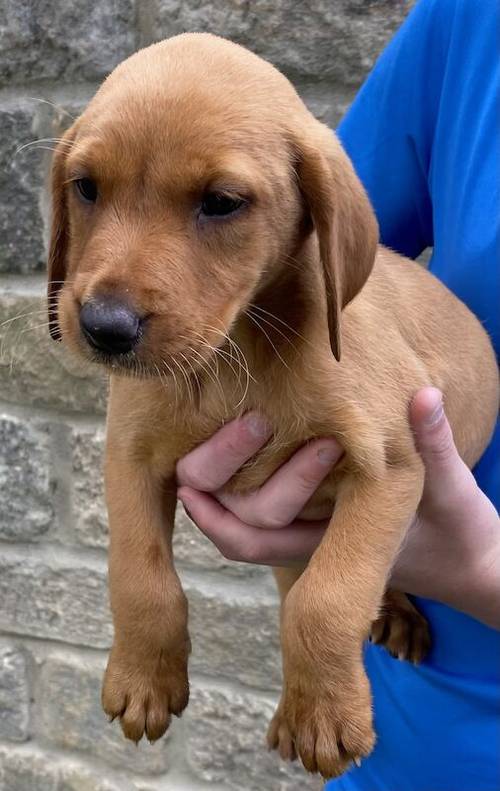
[0,746,143,791]
[151,0,411,86]
[0,746,58,791]
[0,549,113,649]
[185,573,282,691]
[186,684,319,791]
[0,413,54,542]
[299,82,356,129]
[70,424,108,548]
[58,765,139,791]
[0,549,280,689]
[0,645,30,741]
[0,0,136,87]
[0,282,108,414]
[38,654,171,775]
[0,100,46,274]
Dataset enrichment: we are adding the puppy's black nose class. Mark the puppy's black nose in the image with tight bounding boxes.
[80,298,141,355]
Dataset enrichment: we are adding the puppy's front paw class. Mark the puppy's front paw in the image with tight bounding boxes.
[102,642,189,743]
[278,665,375,779]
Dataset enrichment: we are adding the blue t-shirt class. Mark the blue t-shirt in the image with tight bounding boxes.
[326,1,500,789]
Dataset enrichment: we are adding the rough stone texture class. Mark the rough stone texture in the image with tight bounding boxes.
[0,548,280,689]
[0,0,136,87]
[0,645,29,741]
[186,574,281,691]
[186,684,319,791]
[151,0,410,85]
[0,746,58,791]
[38,654,171,775]
[0,413,54,542]
[0,550,113,649]
[70,423,108,548]
[0,283,108,414]
[0,100,46,274]
[0,746,145,791]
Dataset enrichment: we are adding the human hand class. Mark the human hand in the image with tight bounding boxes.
[176,413,343,566]
[177,392,500,626]
[390,387,500,627]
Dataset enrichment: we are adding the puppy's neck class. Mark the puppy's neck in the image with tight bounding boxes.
[232,234,324,371]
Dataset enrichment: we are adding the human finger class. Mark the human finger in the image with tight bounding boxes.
[178,486,327,565]
[176,412,272,491]
[216,438,342,528]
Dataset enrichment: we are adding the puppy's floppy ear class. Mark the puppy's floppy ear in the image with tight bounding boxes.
[292,121,378,360]
[47,126,76,341]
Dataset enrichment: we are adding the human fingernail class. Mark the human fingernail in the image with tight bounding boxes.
[245,412,272,438]
[317,442,342,465]
[424,398,444,428]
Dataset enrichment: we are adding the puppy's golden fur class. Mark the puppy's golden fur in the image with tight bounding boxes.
[47,34,499,779]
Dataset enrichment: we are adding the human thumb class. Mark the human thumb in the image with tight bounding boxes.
[409,387,468,500]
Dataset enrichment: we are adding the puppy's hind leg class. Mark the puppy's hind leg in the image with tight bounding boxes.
[371,588,431,664]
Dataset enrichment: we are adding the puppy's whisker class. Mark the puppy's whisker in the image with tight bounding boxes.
[171,356,193,408]
[159,359,179,412]
[244,310,291,373]
[28,97,79,123]
[247,307,298,352]
[15,137,75,156]
[0,309,55,329]
[17,319,59,336]
[178,350,204,409]
[248,303,310,347]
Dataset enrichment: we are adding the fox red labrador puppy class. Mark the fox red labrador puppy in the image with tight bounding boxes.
[47,33,499,778]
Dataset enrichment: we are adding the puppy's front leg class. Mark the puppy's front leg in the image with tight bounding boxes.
[279,462,424,779]
[101,446,189,743]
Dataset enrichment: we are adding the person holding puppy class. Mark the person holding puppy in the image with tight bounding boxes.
[177,0,500,788]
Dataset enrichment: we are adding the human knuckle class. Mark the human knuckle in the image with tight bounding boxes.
[258,509,285,530]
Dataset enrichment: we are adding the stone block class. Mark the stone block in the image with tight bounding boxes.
[38,654,171,775]
[0,645,30,741]
[0,549,280,689]
[186,683,319,791]
[0,746,143,791]
[0,0,136,86]
[0,549,113,649]
[0,747,58,791]
[0,412,54,542]
[0,100,45,274]
[185,573,282,691]
[70,423,108,548]
[151,0,410,86]
[0,282,108,414]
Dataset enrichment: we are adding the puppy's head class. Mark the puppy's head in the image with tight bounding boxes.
[48,33,377,374]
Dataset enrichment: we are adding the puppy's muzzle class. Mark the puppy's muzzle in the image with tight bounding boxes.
[80,297,141,355]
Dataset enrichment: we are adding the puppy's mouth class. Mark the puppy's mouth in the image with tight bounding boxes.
[71,295,251,389]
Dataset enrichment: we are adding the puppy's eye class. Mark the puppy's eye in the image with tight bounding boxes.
[200,192,244,218]
[74,177,98,203]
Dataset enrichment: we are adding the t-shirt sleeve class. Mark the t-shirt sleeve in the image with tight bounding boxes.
[337,0,454,259]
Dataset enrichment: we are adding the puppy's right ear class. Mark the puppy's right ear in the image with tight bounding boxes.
[47,126,76,341]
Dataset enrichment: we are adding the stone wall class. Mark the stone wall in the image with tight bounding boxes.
[0,2,411,789]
